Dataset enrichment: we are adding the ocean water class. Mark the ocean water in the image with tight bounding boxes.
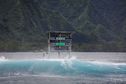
[0,58,126,77]
[0,52,126,84]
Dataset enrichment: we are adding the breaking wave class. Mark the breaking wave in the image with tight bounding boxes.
[0,56,126,77]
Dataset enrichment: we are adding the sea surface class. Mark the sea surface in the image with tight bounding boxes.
[0,52,126,84]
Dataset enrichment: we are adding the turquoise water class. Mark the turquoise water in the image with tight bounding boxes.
[0,59,126,77]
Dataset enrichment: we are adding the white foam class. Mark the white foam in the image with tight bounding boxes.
[88,61,126,66]
[0,56,8,61]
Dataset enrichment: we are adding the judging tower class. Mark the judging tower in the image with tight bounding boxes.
[48,31,72,57]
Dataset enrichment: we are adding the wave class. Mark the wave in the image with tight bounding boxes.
[0,56,126,77]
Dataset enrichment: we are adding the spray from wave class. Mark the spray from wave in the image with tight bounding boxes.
[0,56,126,77]
[0,56,8,61]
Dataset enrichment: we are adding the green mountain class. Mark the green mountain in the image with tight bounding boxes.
[0,0,126,51]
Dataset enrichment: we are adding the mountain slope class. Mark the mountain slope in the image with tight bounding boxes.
[0,0,126,51]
